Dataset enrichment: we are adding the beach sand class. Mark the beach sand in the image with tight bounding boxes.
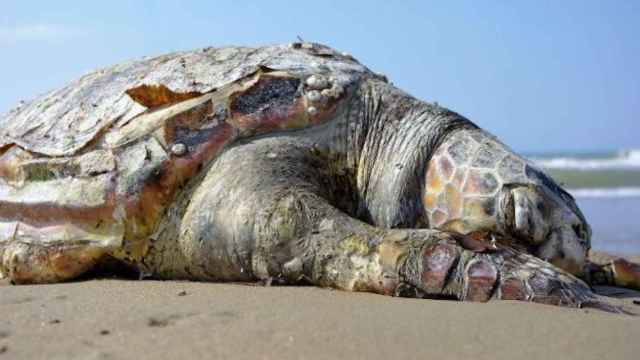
[1,277,639,360]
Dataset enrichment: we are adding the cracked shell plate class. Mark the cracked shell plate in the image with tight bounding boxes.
[0,43,373,157]
[0,43,374,258]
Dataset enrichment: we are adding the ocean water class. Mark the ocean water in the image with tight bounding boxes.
[530,149,640,255]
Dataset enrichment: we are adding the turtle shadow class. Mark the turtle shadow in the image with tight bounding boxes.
[593,285,640,299]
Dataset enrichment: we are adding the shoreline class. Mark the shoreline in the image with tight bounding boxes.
[1,279,639,360]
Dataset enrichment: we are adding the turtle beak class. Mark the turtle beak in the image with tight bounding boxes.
[536,225,589,276]
[534,199,591,276]
[500,185,591,276]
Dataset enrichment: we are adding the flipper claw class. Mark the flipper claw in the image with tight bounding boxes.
[579,298,637,316]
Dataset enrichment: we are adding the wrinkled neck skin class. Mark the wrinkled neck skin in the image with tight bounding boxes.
[312,78,589,276]
[309,79,477,228]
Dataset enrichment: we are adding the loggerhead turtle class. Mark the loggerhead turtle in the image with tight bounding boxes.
[0,43,638,310]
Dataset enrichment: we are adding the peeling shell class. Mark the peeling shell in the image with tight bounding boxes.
[307,107,318,116]
[171,143,187,156]
[302,43,314,49]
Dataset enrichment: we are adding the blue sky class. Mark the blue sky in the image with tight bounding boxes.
[1,1,638,153]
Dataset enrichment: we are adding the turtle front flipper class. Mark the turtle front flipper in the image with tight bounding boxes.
[586,252,640,291]
[392,236,629,313]
[148,134,627,314]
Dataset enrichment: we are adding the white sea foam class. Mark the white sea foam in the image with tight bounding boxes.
[568,187,640,198]
[532,149,640,170]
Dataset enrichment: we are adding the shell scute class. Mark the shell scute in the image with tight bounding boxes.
[0,43,371,259]
[0,44,370,157]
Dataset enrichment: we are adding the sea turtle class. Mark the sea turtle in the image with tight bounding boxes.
[0,43,638,311]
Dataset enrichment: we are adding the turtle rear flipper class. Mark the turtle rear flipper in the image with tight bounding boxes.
[586,254,640,291]
[1,241,107,284]
[611,258,640,289]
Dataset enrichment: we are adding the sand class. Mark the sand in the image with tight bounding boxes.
[1,278,639,360]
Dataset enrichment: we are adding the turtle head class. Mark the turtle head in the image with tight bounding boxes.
[501,180,591,276]
[423,129,591,276]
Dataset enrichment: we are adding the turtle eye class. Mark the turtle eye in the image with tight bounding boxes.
[571,223,590,245]
[572,224,583,238]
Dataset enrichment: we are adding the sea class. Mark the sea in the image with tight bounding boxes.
[529,149,640,255]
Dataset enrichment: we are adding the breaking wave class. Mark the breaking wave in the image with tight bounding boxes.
[532,149,640,170]
[568,187,640,198]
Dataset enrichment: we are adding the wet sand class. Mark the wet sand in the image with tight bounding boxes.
[1,278,639,360]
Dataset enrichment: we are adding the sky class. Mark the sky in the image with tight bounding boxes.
[0,1,638,153]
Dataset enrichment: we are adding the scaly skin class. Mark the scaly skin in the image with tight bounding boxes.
[424,129,591,275]
[0,44,637,314]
